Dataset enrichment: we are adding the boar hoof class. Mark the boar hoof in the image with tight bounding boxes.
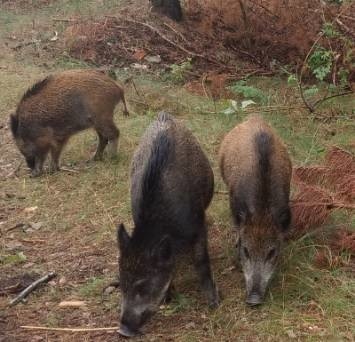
[30,170,42,177]
[208,291,221,309]
[92,154,103,161]
[118,324,140,338]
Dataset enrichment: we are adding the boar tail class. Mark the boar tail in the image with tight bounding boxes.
[255,131,273,210]
[9,113,19,137]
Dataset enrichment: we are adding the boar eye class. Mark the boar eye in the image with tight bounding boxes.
[266,248,276,261]
[243,247,250,259]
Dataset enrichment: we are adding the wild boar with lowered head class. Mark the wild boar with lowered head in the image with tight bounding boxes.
[10,69,129,176]
[117,112,219,337]
[219,115,292,306]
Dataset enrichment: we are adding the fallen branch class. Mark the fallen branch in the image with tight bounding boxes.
[21,326,118,332]
[312,91,354,109]
[9,272,56,307]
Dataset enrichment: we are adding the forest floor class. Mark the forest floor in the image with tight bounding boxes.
[0,1,354,341]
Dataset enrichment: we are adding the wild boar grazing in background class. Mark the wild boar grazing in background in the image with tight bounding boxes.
[117,112,219,337]
[150,0,183,21]
[10,69,129,176]
[219,115,292,306]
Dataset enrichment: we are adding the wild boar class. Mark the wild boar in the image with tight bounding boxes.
[219,115,292,306]
[10,69,129,176]
[117,112,219,337]
[150,0,183,21]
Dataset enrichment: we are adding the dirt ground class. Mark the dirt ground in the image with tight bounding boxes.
[0,1,354,341]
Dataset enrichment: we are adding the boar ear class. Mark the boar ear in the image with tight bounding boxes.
[9,113,19,137]
[117,223,130,251]
[151,236,173,268]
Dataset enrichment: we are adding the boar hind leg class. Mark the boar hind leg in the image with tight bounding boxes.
[193,230,220,308]
[103,125,120,158]
[93,132,108,161]
[49,141,66,172]
[95,119,119,158]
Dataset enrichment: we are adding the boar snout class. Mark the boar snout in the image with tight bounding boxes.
[245,272,268,306]
[246,291,263,306]
[118,323,140,338]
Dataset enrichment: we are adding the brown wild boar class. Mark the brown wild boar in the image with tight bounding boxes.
[219,115,292,306]
[117,112,219,337]
[10,69,129,176]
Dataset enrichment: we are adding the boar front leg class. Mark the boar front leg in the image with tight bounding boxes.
[193,229,220,308]
[31,154,47,177]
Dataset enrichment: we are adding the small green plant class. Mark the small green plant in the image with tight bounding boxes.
[0,251,27,265]
[308,47,333,82]
[303,85,319,97]
[162,293,193,316]
[79,277,105,298]
[287,74,298,86]
[229,80,267,104]
[322,22,339,38]
[167,58,193,83]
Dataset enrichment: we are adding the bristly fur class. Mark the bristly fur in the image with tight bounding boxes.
[255,131,273,210]
[22,76,52,101]
[9,114,19,137]
[136,130,173,227]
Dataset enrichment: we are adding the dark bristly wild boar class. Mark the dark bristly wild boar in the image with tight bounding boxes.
[150,0,183,22]
[10,69,129,177]
[117,112,219,337]
[219,115,292,306]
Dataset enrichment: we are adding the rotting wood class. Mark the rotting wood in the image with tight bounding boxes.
[9,272,56,307]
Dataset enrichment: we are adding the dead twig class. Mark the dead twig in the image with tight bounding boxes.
[312,91,354,109]
[290,202,355,210]
[21,326,118,332]
[336,18,355,38]
[6,223,25,233]
[9,272,56,307]
[163,22,188,43]
[214,190,228,195]
[52,18,78,23]
[105,15,221,66]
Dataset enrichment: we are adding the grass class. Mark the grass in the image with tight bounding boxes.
[0,1,354,341]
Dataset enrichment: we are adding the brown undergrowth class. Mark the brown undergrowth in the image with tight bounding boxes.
[63,0,354,84]
[291,146,355,268]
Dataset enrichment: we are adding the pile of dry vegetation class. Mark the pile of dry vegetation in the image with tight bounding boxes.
[64,0,354,83]
[291,146,355,268]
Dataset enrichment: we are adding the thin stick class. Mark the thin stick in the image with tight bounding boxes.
[312,90,353,108]
[52,18,77,23]
[163,22,188,43]
[214,190,228,195]
[9,272,56,307]
[21,326,118,332]
[290,202,355,210]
